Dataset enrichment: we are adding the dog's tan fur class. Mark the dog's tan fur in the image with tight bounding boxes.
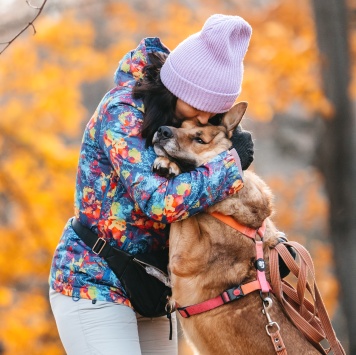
[153,103,320,355]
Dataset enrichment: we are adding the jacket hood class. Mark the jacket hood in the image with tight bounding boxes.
[114,37,170,87]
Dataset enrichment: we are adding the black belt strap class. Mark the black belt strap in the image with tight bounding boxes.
[71,218,115,258]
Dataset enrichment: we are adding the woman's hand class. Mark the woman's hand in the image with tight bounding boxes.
[230,126,254,170]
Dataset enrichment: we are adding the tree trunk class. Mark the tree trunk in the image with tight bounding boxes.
[311,0,356,352]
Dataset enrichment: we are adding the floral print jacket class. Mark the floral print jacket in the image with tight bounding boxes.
[49,37,244,306]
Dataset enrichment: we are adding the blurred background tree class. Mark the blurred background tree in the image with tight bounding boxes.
[0,0,354,354]
[311,2,356,354]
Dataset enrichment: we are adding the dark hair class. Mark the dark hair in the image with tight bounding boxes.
[132,52,177,147]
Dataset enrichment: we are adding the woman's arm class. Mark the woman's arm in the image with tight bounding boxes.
[98,100,243,224]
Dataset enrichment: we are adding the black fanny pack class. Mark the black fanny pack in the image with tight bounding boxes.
[71,218,172,319]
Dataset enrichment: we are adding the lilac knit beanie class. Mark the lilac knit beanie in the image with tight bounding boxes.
[160,14,252,113]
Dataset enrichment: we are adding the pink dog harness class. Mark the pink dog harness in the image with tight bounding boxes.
[176,212,271,318]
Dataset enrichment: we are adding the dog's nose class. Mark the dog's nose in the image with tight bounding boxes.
[157,126,173,140]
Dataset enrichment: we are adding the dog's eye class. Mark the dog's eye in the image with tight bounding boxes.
[194,137,206,144]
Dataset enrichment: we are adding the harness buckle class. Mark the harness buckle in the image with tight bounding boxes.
[223,285,244,303]
[92,237,106,255]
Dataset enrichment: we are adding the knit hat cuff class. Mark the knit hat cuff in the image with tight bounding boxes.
[161,57,241,113]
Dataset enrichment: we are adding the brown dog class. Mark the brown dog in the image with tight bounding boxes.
[152,102,321,355]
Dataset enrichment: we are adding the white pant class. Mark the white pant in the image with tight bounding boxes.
[49,289,178,355]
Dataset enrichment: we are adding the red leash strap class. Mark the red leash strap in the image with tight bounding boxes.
[177,280,263,318]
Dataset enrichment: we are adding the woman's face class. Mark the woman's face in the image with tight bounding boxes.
[174,99,216,125]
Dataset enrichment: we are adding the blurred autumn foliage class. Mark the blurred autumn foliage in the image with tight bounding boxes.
[0,0,354,354]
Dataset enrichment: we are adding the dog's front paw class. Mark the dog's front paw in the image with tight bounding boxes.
[153,157,181,178]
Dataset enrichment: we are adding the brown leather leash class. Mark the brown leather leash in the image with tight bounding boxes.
[262,296,288,355]
[269,241,346,355]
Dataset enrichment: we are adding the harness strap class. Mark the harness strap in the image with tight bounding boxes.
[210,211,265,239]
[210,212,270,293]
[177,280,264,318]
[256,240,271,293]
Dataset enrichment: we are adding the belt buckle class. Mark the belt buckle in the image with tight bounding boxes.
[92,237,106,255]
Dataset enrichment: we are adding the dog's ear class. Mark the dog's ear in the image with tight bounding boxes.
[221,102,248,134]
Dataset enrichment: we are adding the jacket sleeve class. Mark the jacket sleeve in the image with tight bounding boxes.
[98,100,244,224]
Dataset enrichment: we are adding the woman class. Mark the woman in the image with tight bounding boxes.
[49,14,253,355]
